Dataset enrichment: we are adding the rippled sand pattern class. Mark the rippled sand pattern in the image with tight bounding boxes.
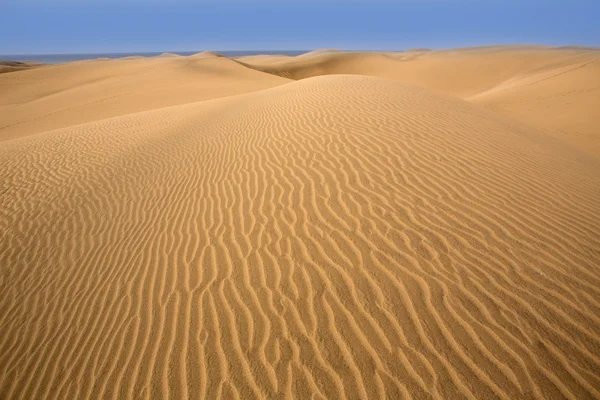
[1,74,600,399]
[240,46,600,156]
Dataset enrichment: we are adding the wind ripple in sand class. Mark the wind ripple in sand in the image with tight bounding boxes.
[1,75,599,399]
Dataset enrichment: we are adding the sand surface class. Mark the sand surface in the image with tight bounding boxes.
[240,46,600,156]
[0,61,44,75]
[1,47,600,399]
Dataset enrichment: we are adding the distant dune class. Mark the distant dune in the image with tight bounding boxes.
[298,48,344,57]
[155,52,181,58]
[0,60,44,74]
[0,55,288,141]
[234,54,293,64]
[1,47,599,399]
[190,51,226,58]
[240,46,600,156]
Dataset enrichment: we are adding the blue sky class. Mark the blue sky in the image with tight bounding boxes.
[1,0,599,54]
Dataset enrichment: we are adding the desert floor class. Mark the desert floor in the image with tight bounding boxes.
[1,46,599,399]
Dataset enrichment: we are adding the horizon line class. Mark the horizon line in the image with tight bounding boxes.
[2,44,599,57]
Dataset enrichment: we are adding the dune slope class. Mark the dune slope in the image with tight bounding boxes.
[241,47,600,156]
[1,75,599,399]
[0,61,44,74]
[0,55,289,141]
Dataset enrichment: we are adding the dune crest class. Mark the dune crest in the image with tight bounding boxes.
[0,60,44,74]
[190,51,226,58]
[155,52,181,58]
[1,74,599,399]
[298,48,343,57]
[0,55,289,141]
[240,47,600,155]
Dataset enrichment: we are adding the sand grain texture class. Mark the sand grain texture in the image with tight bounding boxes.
[1,50,600,400]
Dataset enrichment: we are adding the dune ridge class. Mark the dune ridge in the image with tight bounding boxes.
[1,72,599,399]
[0,61,44,74]
[239,47,600,156]
[190,51,227,59]
[0,55,290,142]
[3,46,598,154]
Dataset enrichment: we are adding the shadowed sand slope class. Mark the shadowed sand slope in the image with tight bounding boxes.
[0,61,44,74]
[241,47,600,156]
[1,75,599,399]
[0,55,289,141]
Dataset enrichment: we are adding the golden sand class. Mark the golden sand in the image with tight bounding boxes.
[1,47,599,399]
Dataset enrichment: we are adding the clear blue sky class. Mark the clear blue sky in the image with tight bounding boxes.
[1,0,599,54]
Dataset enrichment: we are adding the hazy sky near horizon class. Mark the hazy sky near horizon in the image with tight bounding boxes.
[1,0,598,54]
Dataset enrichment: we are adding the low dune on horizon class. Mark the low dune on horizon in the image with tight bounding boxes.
[0,60,45,75]
[1,46,599,399]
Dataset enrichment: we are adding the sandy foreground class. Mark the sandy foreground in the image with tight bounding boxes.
[1,47,599,399]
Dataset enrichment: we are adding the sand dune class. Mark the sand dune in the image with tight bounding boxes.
[241,46,600,156]
[191,51,226,58]
[0,61,44,74]
[235,54,293,65]
[0,56,289,141]
[298,49,344,57]
[120,55,145,60]
[1,49,600,399]
[156,52,181,58]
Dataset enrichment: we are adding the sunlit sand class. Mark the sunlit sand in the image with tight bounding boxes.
[1,47,599,399]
